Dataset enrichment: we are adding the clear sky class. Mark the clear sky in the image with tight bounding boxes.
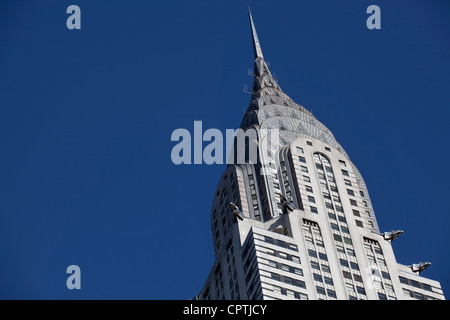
[0,0,449,299]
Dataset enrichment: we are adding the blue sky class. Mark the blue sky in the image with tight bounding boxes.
[0,0,449,299]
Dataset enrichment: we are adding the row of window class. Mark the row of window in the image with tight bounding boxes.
[270,283,308,300]
[403,288,440,300]
[302,219,337,300]
[363,238,396,299]
[307,249,328,261]
[270,272,307,289]
[399,276,435,292]
[264,247,301,264]
[312,152,368,300]
[316,286,336,299]
[296,143,347,162]
[264,259,304,277]
[263,235,298,252]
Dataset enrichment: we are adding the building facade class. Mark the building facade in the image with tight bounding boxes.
[196,9,445,300]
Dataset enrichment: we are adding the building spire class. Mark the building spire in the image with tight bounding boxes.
[248,6,264,60]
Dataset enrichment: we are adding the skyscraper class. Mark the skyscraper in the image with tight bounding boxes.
[196,9,445,300]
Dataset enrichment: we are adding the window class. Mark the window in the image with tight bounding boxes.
[324,277,334,285]
[291,256,301,264]
[333,234,343,242]
[321,264,331,273]
[311,261,320,270]
[286,289,295,299]
[343,237,353,245]
[284,277,293,285]
[327,289,337,298]
[342,169,349,177]
[264,236,274,244]
[299,292,308,300]
[325,147,331,152]
[352,209,360,217]
[318,253,328,261]
[350,199,357,206]
[293,268,303,276]
[341,226,349,234]
[399,276,409,285]
[345,283,356,294]
[342,271,352,279]
[306,185,313,193]
[310,206,318,214]
[339,160,346,167]
[356,220,364,228]
[272,285,282,295]
[328,212,336,220]
[350,262,360,271]
[308,196,316,203]
[347,189,355,196]
[268,260,277,268]
[296,146,304,154]
[293,279,306,289]
[301,165,308,173]
[308,249,317,258]
[336,245,345,254]
[313,273,323,282]
[378,292,387,300]
[340,259,349,268]
[271,273,280,281]
[367,255,376,264]
[307,141,312,146]
[422,283,433,292]
[278,252,288,259]
[385,283,394,292]
[316,286,326,295]
[360,190,365,197]
[331,223,339,231]
[344,179,352,186]
[356,286,366,295]
[299,156,306,163]
[303,175,311,183]
[353,274,363,283]
[277,240,286,248]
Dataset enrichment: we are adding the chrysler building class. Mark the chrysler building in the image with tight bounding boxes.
[196,9,445,300]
